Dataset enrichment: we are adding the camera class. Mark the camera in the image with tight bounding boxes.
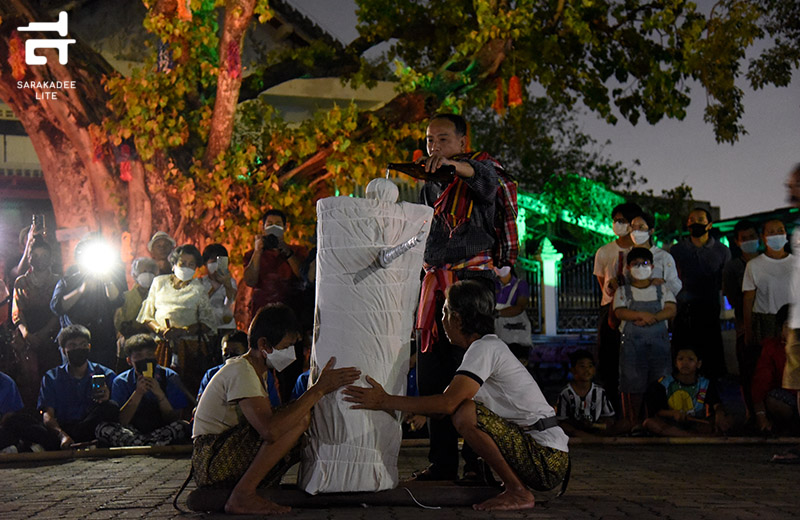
[263,234,279,249]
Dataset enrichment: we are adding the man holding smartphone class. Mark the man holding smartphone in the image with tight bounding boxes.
[37,325,118,449]
[96,334,191,447]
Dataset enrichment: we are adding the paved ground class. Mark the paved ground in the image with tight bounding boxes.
[1,443,798,519]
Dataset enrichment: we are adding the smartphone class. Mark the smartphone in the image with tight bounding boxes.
[32,214,45,233]
[91,374,106,391]
[142,362,154,379]
[217,256,229,273]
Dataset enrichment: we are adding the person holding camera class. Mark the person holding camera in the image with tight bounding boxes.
[243,210,306,402]
[201,244,238,338]
[37,325,118,450]
[50,236,127,370]
[95,334,191,447]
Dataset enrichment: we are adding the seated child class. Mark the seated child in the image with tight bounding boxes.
[643,347,733,436]
[613,247,676,423]
[556,349,620,436]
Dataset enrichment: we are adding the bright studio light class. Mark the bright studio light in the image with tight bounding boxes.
[78,240,117,276]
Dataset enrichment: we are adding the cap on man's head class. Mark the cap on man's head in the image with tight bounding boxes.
[147,231,176,252]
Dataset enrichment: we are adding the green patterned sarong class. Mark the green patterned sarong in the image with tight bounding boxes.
[475,402,569,491]
[192,422,300,488]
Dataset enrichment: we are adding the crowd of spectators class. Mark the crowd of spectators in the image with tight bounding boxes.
[0,207,316,452]
[1,168,799,461]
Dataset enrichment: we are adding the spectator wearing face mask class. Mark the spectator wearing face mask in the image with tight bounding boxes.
[37,325,118,449]
[627,214,682,297]
[743,219,793,349]
[669,208,731,378]
[243,210,306,403]
[136,244,217,395]
[243,210,306,322]
[114,257,158,340]
[592,201,642,409]
[613,247,677,424]
[200,244,238,339]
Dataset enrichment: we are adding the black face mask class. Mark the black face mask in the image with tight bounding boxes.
[66,348,90,367]
[688,223,708,238]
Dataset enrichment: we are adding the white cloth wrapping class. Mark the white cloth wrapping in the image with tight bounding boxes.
[299,180,432,493]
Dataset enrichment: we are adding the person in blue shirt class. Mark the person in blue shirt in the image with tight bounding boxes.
[0,371,61,452]
[197,330,281,407]
[96,334,191,447]
[37,325,118,449]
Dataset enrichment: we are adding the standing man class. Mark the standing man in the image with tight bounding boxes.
[243,210,306,402]
[670,208,731,378]
[415,113,507,482]
[592,202,642,408]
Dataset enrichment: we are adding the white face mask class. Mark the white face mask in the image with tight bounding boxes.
[630,265,653,281]
[494,266,511,278]
[136,272,155,289]
[766,235,788,251]
[206,261,218,274]
[613,221,630,237]
[264,225,284,239]
[631,230,651,245]
[262,346,296,372]
[173,265,195,282]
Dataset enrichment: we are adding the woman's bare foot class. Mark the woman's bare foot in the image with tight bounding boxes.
[473,489,535,511]
[224,490,291,515]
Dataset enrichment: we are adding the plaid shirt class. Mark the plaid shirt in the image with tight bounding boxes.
[419,152,511,266]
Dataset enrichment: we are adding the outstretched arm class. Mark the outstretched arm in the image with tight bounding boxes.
[344,374,480,416]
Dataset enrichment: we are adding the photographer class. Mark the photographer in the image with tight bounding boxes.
[50,236,126,370]
[243,210,306,402]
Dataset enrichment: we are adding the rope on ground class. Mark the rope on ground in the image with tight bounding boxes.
[399,487,442,510]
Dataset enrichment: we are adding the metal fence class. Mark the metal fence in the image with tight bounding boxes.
[557,254,601,332]
[516,258,542,333]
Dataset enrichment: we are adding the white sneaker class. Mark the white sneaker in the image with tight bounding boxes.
[30,444,44,453]
[1,445,18,454]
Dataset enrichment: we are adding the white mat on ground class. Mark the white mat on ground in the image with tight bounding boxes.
[299,179,432,494]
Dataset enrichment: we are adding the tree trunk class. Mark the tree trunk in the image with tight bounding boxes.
[0,0,128,265]
[204,0,257,167]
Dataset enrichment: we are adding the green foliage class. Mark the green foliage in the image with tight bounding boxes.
[351,0,765,143]
[96,0,779,265]
[748,0,800,90]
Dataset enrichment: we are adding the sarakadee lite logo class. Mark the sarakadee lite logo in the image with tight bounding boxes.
[17,11,75,65]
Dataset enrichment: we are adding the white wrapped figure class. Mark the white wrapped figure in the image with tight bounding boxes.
[299,179,433,493]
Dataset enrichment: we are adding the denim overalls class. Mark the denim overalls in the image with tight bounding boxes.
[618,283,672,393]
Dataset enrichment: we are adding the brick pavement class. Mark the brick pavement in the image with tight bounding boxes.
[1,444,798,520]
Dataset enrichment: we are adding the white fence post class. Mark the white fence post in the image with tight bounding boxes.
[540,237,563,335]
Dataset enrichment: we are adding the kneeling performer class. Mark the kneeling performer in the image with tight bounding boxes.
[344,281,569,511]
[192,303,360,515]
